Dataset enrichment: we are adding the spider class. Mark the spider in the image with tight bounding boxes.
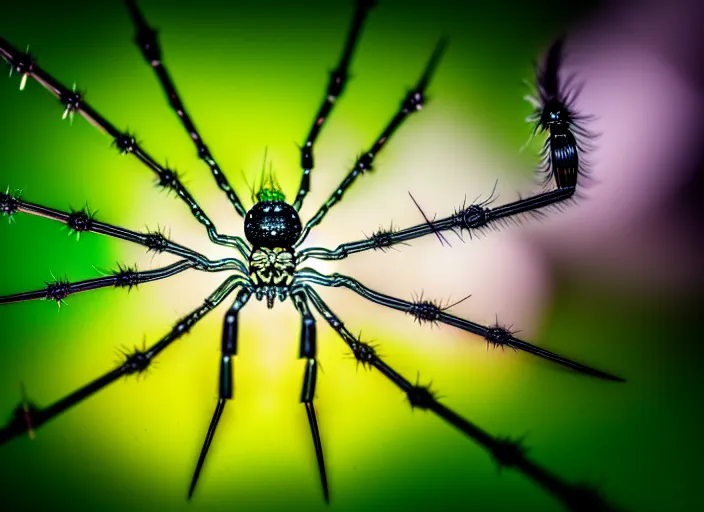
[0,1,624,510]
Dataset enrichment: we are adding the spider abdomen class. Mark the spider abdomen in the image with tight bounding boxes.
[244,201,301,249]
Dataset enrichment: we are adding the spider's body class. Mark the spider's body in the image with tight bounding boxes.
[249,246,297,306]
[245,200,301,248]
[244,189,302,306]
[0,1,623,510]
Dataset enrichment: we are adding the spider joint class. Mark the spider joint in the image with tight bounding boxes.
[113,264,141,290]
[454,204,489,231]
[157,168,180,190]
[407,297,441,325]
[122,348,152,375]
[12,400,39,437]
[355,153,374,173]
[144,231,169,253]
[406,384,436,409]
[174,321,190,335]
[114,133,136,154]
[11,51,34,79]
[45,280,70,303]
[402,89,425,112]
[350,341,377,369]
[367,225,395,252]
[485,326,513,349]
[300,145,313,169]
[197,144,212,161]
[67,208,94,233]
[136,27,161,64]
[60,89,82,119]
[0,191,19,216]
[492,436,529,470]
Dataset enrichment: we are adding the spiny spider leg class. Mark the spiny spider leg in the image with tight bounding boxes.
[291,288,329,502]
[124,0,248,218]
[298,186,575,263]
[0,275,249,446]
[295,38,447,247]
[0,37,250,255]
[293,0,376,211]
[302,285,619,512]
[0,260,194,305]
[1,191,249,270]
[189,287,252,499]
[297,268,623,381]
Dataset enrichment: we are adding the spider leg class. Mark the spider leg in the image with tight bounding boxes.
[302,284,620,512]
[0,275,249,446]
[298,186,574,262]
[0,37,250,254]
[292,0,376,211]
[291,288,329,502]
[188,287,252,499]
[295,38,447,246]
[1,192,249,269]
[123,0,248,218]
[296,268,623,381]
[0,260,195,305]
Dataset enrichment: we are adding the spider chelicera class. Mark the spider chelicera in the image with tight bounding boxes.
[0,1,623,510]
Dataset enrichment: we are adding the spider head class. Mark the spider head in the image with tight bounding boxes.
[244,201,301,249]
[539,98,571,130]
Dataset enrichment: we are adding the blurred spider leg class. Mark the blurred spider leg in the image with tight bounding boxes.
[293,0,376,211]
[0,193,249,270]
[297,268,623,381]
[295,38,447,246]
[302,284,620,512]
[0,37,250,256]
[291,287,329,502]
[0,275,249,447]
[189,287,252,499]
[297,186,574,262]
[0,260,195,305]
[124,0,248,218]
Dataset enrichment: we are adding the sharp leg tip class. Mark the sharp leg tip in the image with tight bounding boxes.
[576,367,625,383]
[606,373,626,383]
[584,367,625,383]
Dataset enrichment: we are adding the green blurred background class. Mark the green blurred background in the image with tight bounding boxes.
[0,0,701,511]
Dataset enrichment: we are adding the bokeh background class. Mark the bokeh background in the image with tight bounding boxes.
[0,0,702,511]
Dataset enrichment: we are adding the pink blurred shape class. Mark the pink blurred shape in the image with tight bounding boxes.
[529,0,704,291]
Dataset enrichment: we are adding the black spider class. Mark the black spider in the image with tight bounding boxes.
[0,1,624,510]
